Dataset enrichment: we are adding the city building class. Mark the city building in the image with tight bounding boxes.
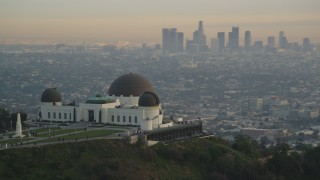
[244,31,251,51]
[186,39,199,53]
[38,73,173,131]
[228,27,239,51]
[210,38,219,53]
[279,31,288,49]
[247,98,264,111]
[177,32,184,52]
[265,36,277,53]
[188,21,208,52]
[162,28,184,54]
[267,36,275,48]
[303,38,312,52]
[253,41,264,50]
[193,21,207,51]
[217,32,225,52]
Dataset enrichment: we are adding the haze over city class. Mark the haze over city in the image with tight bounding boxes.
[1,0,320,44]
[2,0,320,179]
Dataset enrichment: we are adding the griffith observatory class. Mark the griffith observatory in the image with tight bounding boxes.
[38,73,173,131]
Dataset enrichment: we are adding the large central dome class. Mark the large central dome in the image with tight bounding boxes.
[108,73,155,97]
[41,88,62,102]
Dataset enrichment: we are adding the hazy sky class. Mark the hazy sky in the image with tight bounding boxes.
[1,0,320,44]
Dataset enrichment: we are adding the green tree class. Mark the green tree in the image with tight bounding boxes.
[302,147,320,178]
[267,142,303,178]
[232,135,259,158]
[0,109,27,131]
[0,108,11,131]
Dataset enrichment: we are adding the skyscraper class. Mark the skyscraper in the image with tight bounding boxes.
[199,21,204,34]
[210,38,219,53]
[244,31,251,50]
[267,36,275,48]
[217,32,225,52]
[279,31,284,46]
[303,38,311,52]
[162,28,184,54]
[192,21,207,51]
[228,32,233,50]
[279,31,288,49]
[253,41,263,50]
[162,28,176,53]
[232,27,239,50]
[228,26,239,51]
[186,39,199,53]
[177,32,184,52]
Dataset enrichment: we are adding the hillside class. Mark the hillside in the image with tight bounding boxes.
[0,137,319,180]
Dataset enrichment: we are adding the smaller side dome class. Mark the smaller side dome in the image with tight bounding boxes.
[41,88,62,102]
[138,92,160,107]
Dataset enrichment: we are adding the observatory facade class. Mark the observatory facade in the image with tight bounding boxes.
[38,73,172,131]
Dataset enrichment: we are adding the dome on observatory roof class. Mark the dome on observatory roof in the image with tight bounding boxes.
[108,73,155,97]
[138,92,160,107]
[41,88,62,102]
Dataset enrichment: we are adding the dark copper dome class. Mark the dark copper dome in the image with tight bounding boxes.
[138,92,160,107]
[41,88,62,102]
[108,73,155,97]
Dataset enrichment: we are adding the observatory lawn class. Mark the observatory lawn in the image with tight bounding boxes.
[0,128,124,148]
[32,127,60,133]
[37,128,85,138]
[35,129,123,143]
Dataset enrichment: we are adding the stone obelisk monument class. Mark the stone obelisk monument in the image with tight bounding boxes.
[14,113,25,138]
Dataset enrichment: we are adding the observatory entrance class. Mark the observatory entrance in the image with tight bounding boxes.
[88,110,94,122]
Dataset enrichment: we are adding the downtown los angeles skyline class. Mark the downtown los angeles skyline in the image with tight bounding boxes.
[1,0,320,44]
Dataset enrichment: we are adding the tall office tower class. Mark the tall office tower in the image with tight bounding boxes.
[177,32,184,52]
[186,39,199,53]
[267,36,275,48]
[253,41,264,50]
[211,38,219,53]
[228,32,234,50]
[244,31,251,50]
[217,32,225,52]
[279,31,284,47]
[303,38,311,52]
[232,27,239,49]
[292,42,302,52]
[228,26,239,51]
[162,28,184,54]
[279,31,288,49]
[199,21,204,34]
[162,28,176,53]
[192,21,207,51]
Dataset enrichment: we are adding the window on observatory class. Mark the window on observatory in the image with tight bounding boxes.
[134,116,137,123]
[48,112,50,119]
[112,115,114,122]
[59,113,61,119]
[123,116,126,122]
[64,113,67,119]
[129,116,132,123]
[117,115,120,122]
[53,113,56,119]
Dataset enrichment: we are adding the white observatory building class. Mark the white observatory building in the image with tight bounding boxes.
[38,73,172,131]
